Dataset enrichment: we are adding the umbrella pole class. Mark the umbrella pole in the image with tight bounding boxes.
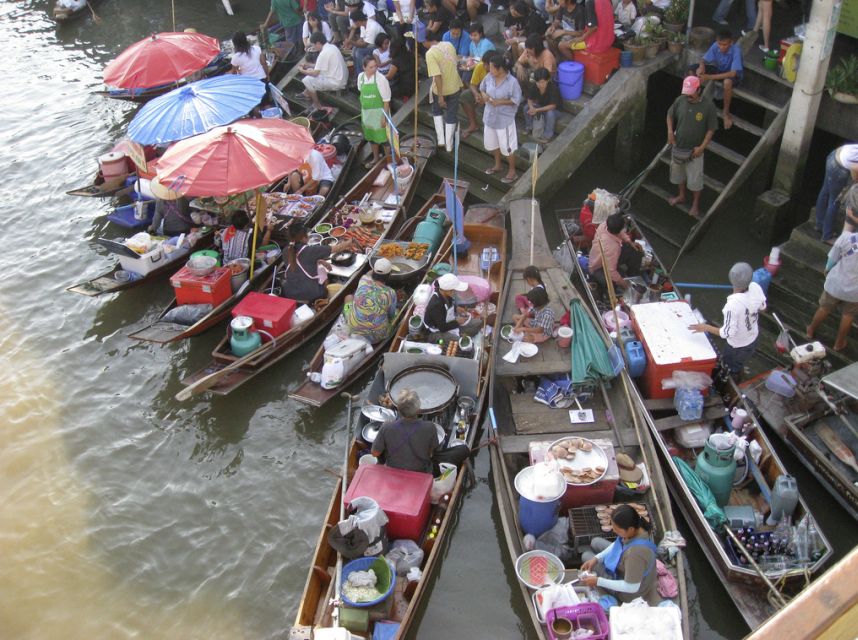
[596,238,628,366]
[171,0,176,31]
[248,191,263,280]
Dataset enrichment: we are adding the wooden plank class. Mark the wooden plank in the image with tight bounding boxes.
[500,429,639,453]
[733,87,784,112]
[746,548,858,640]
[642,395,722,411]
[708,141,747,165]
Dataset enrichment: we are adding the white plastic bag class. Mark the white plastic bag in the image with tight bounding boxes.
[430,463,457,504]
[534,583,580,622]
[386,539,425,575]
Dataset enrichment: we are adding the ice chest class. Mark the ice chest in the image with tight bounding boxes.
[232,292,297,338]
[171,265,232,306]
[344,465,433,541]
[528,439,619,510]
[631,301,718,399]
[573,47,621,86]
[119,244,167,276]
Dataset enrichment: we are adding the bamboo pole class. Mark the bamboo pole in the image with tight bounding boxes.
[529,146,538,264]
[412,19,418,159]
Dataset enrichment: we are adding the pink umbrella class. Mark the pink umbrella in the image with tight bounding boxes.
[104,32,221,89]
[153,119,316,197]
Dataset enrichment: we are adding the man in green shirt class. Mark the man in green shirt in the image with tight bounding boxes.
[666,75,718,218]
[261,0,303,45]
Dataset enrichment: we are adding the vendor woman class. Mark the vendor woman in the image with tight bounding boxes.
[422,273,481,341]
[579,504,661,605]
[281,223,357,303]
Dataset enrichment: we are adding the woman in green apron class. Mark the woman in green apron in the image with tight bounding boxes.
[357,57,392,168]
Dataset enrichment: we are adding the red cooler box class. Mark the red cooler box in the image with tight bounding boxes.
[171,266,231,307]
[573,47,621,86]
[630,301,718,399]
[344,465,433,541]
[528,440,619,510]
[231,292,297,338]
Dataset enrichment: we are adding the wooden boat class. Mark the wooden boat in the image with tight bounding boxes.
[53,0,100,23]
[66,232,214,297]
[66,168,134,198]
[126,256,281,344]
[489,198,690,639]
[291,212,507,639]
[177,134,435,398]
[288,180,467,407]
[559,209,834,628]
[741,360,858,521]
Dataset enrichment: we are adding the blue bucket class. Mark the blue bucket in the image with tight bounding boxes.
[752,267,772,294]
[620,50,633,67]
[557,61,585,101]
[515,465,566,536]
[340,557,396,607]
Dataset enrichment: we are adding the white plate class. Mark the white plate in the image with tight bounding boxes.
[518,343,539,357]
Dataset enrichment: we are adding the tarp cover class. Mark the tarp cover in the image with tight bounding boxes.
[327,496,389,559]
[570,299,615,384]
[672,457,728,532]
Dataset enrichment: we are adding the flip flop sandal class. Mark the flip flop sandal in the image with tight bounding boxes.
[501,175,517,184]
[485,167,500,175]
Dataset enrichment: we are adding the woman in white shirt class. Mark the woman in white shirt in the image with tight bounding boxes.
[302,12,334,49]
[230,31,269,81]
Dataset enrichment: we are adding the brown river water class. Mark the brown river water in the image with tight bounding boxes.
[2,1,850,638]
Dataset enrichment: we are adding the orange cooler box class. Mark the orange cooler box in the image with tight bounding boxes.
[573,47,621,86]
[630,301,718,399]
[231,292,297,338]
[345,465,433,540]
[171,266,232,307]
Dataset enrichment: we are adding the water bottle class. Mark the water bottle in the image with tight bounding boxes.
[675,387,704,421]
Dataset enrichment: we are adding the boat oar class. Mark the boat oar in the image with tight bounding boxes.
[87,1,102,24]
[671,282,733,290]
[174,339,277,401]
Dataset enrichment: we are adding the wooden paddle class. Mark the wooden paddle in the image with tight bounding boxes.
[174,339,277,401]
[817,422,858,475]
[87,1,102,24]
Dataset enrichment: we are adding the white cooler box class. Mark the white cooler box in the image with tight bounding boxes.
[118,243,188,276]
[320,338,371,389]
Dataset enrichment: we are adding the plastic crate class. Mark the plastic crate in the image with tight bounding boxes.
[546,603,609,640]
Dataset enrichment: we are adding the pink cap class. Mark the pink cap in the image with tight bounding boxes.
[681,76,701,95]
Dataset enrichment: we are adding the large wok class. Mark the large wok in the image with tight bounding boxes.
[369,241,432,283]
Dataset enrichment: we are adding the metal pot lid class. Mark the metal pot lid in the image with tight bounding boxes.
[361,405,396,423]
[387,365,458,414]
[361,422,383,443]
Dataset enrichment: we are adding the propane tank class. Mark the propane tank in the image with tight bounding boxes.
[695,433,737,507]
[412,207,446,254]
[230,316,262,357]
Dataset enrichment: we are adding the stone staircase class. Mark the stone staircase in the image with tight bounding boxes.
[632,67,791,252]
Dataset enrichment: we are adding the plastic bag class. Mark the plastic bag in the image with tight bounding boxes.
[386,539,425,575]
[162,303,214,325]
[125,232,154,254]
[661,370,712,391]
[430,463,457,504]
[591,188,619,224]
[534,582,580,622]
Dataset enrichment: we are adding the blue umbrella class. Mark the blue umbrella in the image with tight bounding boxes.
[128,75,266,145]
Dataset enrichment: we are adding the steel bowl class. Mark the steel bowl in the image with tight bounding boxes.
[361,405,396,423]
[361,421,383,443]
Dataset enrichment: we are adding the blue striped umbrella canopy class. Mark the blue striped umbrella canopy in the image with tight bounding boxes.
[128,75,266,145]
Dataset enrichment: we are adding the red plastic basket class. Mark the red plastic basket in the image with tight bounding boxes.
[546,603,609,640]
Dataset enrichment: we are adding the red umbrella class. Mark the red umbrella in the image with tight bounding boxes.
[153,119,316,197]
[104,32,221,89]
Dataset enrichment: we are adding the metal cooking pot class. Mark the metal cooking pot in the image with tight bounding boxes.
[331,251,356,267]
[386,364,459,415]
[361,421,383,443]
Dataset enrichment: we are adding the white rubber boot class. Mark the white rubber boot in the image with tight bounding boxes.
[433,115,446,149]
[445,122,457,153]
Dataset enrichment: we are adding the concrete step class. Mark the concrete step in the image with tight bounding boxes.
[779,221,830,272]
[634,184,696,248]
[733,87,785,112]
[716,112,765,137]
[708,141,747,165]
[423,155,507,204]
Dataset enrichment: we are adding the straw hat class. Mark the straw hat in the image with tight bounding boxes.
[149,176,185,201]
[616,453,643,484]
